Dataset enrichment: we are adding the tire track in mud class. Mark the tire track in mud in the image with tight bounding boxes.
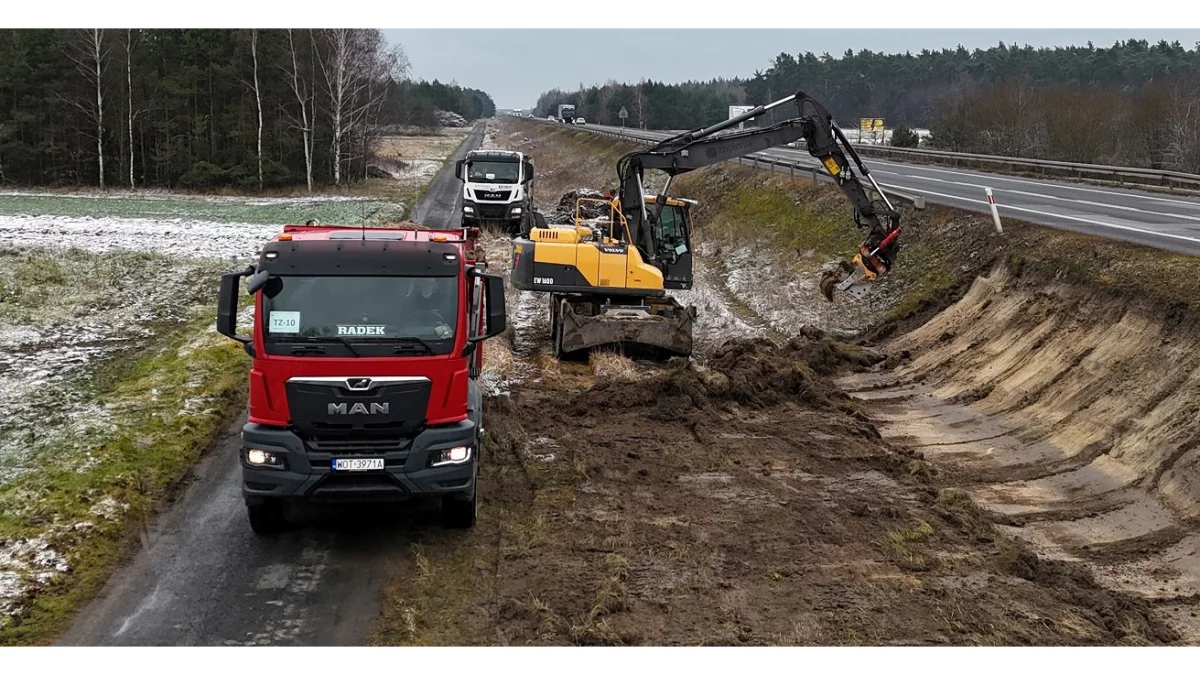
[58,128,485,646]
[836,264,1200,643]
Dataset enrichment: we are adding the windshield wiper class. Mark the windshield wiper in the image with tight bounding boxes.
[391,336,437,354]
[287,335,363,357]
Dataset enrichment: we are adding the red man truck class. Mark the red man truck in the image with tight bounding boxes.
[217,223,506,534]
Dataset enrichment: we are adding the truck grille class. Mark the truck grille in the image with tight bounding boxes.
[298,422,414,455]
[475,204,509,219]
[475,190,511,201]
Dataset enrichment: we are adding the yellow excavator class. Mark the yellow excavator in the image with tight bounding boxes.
[509,90,902,359]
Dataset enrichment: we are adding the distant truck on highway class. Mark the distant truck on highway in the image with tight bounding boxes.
[217,223,507,534]
[557,104,576,124]
[456,149,535,237]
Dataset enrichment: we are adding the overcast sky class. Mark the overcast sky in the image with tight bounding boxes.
[383,29,1200,109]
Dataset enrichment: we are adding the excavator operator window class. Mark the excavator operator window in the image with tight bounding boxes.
[654,204,689,258]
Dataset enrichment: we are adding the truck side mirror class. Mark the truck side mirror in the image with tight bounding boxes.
[454,159,464,180]
[218,266,256,356]
[466,271,507,344]
[523,161,534,181]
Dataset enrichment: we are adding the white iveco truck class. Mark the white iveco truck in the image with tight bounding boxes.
[455,149,536,237]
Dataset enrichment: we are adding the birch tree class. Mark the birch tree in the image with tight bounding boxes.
[316,29,370,185]
[249,29,264,190]
[63,29,110,188]
[282,28,315,192]
[122,29,140,188]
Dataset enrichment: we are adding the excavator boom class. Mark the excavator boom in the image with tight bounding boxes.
[616,90,902,301]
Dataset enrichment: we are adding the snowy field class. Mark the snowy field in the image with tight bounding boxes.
[0,192,313,626]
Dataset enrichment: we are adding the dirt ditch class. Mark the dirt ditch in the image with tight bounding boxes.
[376,328,1175,645]
[837,261,1200,642]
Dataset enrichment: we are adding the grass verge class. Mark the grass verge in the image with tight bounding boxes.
[0,314,249,644]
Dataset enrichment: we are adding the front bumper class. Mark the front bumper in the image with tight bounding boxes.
[462,198,523,222]
[240,420,478,505]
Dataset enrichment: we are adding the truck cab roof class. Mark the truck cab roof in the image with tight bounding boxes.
[465,149,523,161]
[277,224,470,244]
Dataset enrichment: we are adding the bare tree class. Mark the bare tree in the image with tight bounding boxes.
[633,82,646,129]
[316,29,369,185]
[357,42,410,180]
[122,29,141,188]
[250,29,264,190]
[282,29,315,192]
[315,29,400,185]
[63,29,111,188]
[1164,78,1200,173]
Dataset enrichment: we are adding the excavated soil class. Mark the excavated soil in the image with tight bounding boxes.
[375,334,1175,646]
[838,262,1200,642]
[371,118,1184,647]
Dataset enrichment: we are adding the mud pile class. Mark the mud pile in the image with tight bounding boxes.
[544,188,609,224]
[570,335,885,423]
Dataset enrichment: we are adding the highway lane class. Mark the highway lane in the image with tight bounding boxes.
[587,123,1200,257]
[58,128,484,647]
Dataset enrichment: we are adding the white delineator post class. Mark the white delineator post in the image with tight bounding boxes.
[985,187,1003,234]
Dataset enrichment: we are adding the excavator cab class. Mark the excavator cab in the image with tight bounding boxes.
[643,195,694,290]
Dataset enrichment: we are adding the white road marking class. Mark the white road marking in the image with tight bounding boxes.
[875,182,1200,246]
[869,160,1200,209]
[879,172,1200,224]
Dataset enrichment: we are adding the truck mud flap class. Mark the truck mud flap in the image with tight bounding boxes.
[559,302,695,357]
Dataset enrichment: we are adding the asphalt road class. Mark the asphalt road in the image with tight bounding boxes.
[57,128,484,647]
[587,123,1200,258]
[409,121,484,226]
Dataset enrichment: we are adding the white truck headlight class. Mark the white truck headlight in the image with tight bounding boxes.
[430,445,472,467]
[246,448,286,468]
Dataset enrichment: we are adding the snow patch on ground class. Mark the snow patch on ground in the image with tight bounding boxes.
[0,189,374,205]
[370,158,441,188]
[0,537,70,621]
[715,241,868,339]
[673,252,769,353]
[0,214,279,261]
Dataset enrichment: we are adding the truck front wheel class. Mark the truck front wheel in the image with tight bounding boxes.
[246,499,288,535]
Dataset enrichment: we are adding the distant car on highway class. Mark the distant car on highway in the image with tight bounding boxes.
[574,117,587,125]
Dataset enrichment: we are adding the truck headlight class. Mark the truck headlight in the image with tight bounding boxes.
[430,445,472,467]
[511,207,522,215]
[463,206,475,213]
[246,448,286,469]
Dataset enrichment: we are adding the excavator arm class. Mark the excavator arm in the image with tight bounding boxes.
[615,90,901,301]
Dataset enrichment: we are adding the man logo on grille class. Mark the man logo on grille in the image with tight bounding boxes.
[347,378,372,390]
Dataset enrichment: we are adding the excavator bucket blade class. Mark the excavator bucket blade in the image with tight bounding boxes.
[819,257,875,302]
[558,300,695,358]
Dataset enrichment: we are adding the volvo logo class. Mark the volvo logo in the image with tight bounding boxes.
[328,402,390,415]
[346,378,372,390]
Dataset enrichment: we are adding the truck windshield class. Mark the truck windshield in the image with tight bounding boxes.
[467,160,520,184]
[262,275,459,354]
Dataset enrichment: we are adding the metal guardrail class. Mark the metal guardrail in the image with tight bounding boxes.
[524,118,927,210]
[523,117,1200,194]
